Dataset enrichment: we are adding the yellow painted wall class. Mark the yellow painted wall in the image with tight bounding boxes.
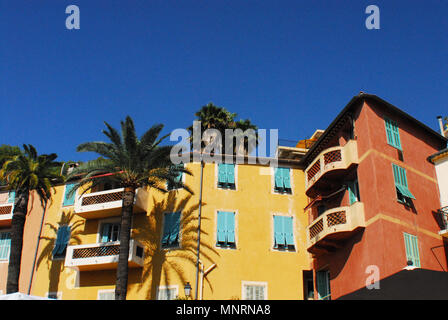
[30,161,311,300]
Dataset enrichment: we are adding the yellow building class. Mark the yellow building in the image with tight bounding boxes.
[29,154,312,300]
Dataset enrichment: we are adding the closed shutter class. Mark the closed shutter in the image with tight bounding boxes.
[226,164,235,184]
[7,191,15,204]
[273,215,285,246]
[53,226,71,257]
[218,164,227,184]
[63,183,76,206]
[284,216,294,246]
[274,168,284,189]
[404,233,421,267]
[0,232,11,260]
[282,168,291,189]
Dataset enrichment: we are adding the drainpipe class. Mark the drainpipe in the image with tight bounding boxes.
[194,156,205,300]
[437,116,446,137]
[27,199,48,295]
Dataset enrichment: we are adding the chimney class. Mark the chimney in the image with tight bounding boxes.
[437,116,446,137]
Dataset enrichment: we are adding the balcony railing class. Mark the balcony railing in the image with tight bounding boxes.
[305,140,359,194]
[74,187,148,219]
[307,201,365,253]
[0,203,13,227]
[65,239,145,271]
[439,206,448,238]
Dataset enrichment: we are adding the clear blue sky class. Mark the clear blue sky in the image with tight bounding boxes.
[1,0,447,162]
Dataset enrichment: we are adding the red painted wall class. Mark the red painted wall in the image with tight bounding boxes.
[313,99,448,299]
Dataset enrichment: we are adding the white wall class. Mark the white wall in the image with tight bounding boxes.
[434,156,448,208]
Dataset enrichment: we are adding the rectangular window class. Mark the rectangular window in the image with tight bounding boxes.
[216,211,236,247]
[100,223,120,243]
[218,163,235,189]
[98,290,115,300]
[316,270,331,300]
[52,225,71,259]
[0,232,11,260]
[62,183,76,206]
[347,180,360,205]
[162,212,181,248]
[385,118,402,150]
[392,164,415,203]
[167,163,184,190]
[157,286,178,300]
[404,233,421,268]
[274,167,292,194]
[273,215,295,249]
[243,283,267,300]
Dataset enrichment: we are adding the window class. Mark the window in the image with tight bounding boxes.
[52,225,70,259]
[162,212,181,248]
[242,282,267,300]
[274,167,292,194]
[62,183,76,206]
[7,191,15,204]
[100,223,120,243]
[347,180,360,205]
[273,215,295,250]
[0,232,11,261]
[392,164,415,203]
[385,118,402,150]
[157,286,178,300]
[98,290,115,300]
[167,163,184,191]
[404,233,421,268]
[316,270,331,300]
[218,163,235,189]
[216,211,236,248]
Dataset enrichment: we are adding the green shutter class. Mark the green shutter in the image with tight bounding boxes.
[348,181,358,205]
[169,212,181,244]
[226,212,235,244]
[0,232,11,260]
[316,271,330,300]
[218,164,227,184]
[385,118,402,150]
[53,226,70,256]
[217,211,227,243]
[226,164,235,184]
[282,168,291,189]
[273,215,285,246]
[284,216,294,246]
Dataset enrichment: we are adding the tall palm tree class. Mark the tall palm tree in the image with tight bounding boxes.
[0,144,62,293]
[188,103,259,155]
[67,116,193,300]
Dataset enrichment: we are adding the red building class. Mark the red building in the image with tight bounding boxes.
[301,93,448,300]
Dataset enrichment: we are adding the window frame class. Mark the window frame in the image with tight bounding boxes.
[273,167,293,195]
[0,230,11,262]
[241,281,268,300]
[216,163,237,190]
[272,214,296,251]
[216,210,237,249]
[392,164,415,204]
[403,232,421,268]
[384,117,402,150]
[157,285,179,300]
[52,224,71,260]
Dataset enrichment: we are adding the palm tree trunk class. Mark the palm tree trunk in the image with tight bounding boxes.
[115,187,135,300]
[6,190,29,293]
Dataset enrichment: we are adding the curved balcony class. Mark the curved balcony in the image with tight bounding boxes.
[64,239,145,271]
[74,188,149,219]
[307,201,365,254]
[0,203,13,227]
[305,140,359,196]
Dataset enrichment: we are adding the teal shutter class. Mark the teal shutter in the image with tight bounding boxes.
[273,216,285,246]
[53,226,70,256]
[226,164,235,184]
[385,118,402,149]
[63,183,76,206]
[162,214,172,245]
[317,271,330,300]
[218,164,227,184]
[226,212,235,243]
[217,211,227,243]
[169,212,181,244]
[274,168,284,189]
[392,164,415,200]
[101,223,111,243]
[284,216,294,246]
[7,191,15,203]
[348,181,358,205]
[0,232,11,260]
[282,168,291,189]
[404,233,421,267]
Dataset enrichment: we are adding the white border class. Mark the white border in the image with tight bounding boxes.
[156,285,179,300]
[241,281,268,300]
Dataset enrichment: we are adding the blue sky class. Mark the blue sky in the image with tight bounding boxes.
[1,0,447,162]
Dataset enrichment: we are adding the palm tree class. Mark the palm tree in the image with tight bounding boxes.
[67,116,193,300]
[0,144,62,293]
[187,103,259,155]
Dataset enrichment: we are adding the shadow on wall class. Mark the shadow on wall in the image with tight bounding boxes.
[36,210,83,296]
[134,192,219,300]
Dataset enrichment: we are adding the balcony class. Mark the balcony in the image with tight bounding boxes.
[305,140,359,196]
[0,203,13,227]
[64,239,145,271]
[438,206,448,238]
[307,201,365,254]
[74,188,149,219]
